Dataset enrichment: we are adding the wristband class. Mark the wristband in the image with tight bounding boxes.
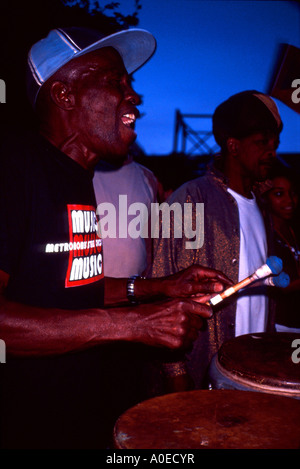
[127,275,144,304]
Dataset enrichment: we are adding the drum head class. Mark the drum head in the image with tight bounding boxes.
[217,332,300,394]
[113,390,300,449]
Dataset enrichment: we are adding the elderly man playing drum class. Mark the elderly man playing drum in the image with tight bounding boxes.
[0,27,230,449]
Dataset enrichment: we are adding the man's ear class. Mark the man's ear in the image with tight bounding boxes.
[226,138,240,156]
[50,81,75,110]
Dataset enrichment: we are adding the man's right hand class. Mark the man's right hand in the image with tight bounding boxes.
[127,297,212,350]
[0,269,210,356]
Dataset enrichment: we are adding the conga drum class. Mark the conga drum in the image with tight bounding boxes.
[113,390,300,449]
[208,332,300,399]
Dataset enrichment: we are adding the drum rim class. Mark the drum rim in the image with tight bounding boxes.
[215,357,300,397]
[113,390,300,449]
[216,332,300,393]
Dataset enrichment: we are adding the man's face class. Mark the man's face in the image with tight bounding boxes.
[235,131,280,182]
[67,47,141,163]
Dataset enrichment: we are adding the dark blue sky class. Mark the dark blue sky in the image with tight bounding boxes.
[113,0,300,155]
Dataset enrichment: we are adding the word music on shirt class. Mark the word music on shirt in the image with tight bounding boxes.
[45,205,104,287]
[67,205,103,286]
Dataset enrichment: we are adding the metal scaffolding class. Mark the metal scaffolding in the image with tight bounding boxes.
[173,109,220,156]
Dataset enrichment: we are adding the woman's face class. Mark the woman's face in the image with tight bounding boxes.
[267,176,298,221]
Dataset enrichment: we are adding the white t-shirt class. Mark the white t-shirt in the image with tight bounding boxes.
[93,159,158,278]
[227,188,268,336]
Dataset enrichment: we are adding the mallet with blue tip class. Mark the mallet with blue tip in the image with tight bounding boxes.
[208,256,283,307]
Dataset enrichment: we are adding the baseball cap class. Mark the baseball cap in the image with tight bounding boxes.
[213,90,283,150]
[27,27,156,108]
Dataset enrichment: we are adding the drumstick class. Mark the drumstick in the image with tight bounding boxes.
[208,256,282,307]
[244,272,290,290]
[261,271,290,288]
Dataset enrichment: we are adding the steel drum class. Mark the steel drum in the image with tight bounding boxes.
[113,389,300,449]
[208,333,300,399]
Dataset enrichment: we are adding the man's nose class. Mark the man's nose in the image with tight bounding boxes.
[124,84,141,106]
[267,142,277,158]
[269,137,279,157]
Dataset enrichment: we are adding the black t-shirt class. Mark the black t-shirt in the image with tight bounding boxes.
[0,131,146,449]
[0,130,104,308]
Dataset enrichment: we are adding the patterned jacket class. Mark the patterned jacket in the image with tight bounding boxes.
[151,163,275,387]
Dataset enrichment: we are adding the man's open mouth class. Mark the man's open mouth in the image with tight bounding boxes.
[121,113,136,128]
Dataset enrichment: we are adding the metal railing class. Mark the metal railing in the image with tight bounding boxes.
[173,109,219,156]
